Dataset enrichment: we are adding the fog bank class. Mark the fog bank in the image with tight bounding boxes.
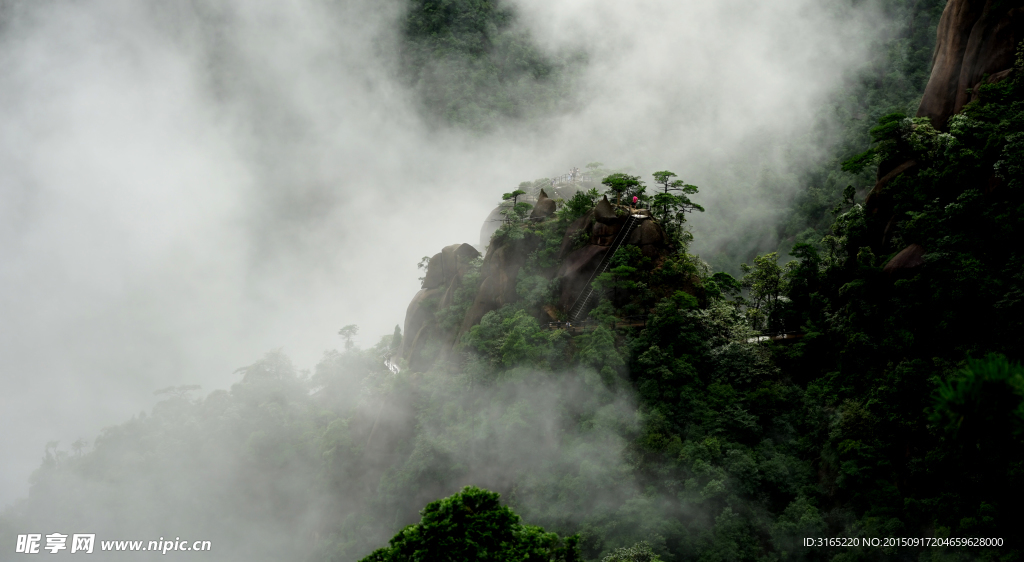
[0,0,880,507]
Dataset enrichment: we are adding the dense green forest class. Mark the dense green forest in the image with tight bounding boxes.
[4,0,1024,560]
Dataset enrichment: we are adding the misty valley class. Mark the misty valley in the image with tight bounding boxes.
[4,0,1024,560]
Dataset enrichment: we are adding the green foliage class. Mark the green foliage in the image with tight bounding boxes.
[601,173,644,206]
[399,0,583,130]
[569,226,591,251]
[839,147,878,174]
[559,188,600,224]
[778,0,948,249]
[338,324,359,350]
[649,171,703,249]
[708,271,742,299]
[516,269,558,310]
[436,257,484,331]
[739,252,795,332]
[601,541,662,562]
[417,255,432,283]
[359,486,580,562]
[496,188,534,239]
[932,355,1024,439]
[590,245,653,317]
[504,189,527,203]
[769,43,1024,557]
[464,306,567,371]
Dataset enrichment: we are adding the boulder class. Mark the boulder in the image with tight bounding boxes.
[401,243,481,371]
[627,218,665,246]
[402,287,443,369]
[591,219,623,245]
[627,219,668,259]
[420,243,481,291]
[594,196,617,224]
[457,235,538,335]
[403,195,677,368]
[883,243,927,277]
[529,189,557,219]
[556,244,609,313]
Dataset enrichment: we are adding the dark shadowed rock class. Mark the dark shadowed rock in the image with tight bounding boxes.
[457,235,538,336]
[627,218,665,246]
[556,245,608,312]
[628,219,668,259]
[460,276,501,335]
[883,243,927,277]
[420,244,481,291]
[404,195,676,369]
[594,196,617,224]
[954,4,1024,113]
[402,243,481,371]
[917,0,1024,129]
[591,219,623,245]
[530,189,557,219]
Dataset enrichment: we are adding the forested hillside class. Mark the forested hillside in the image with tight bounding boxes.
[3,0,1024,561]
[780,0,947,238]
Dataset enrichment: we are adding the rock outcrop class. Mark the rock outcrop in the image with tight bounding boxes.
[459,235,537,333]
[556,244,608,312]
[529,189,557,219]
[867,0,1022,249]
[594,196,617,223]
[917,0,1024,129]
[628,218,668,258]
[883,243,927,277]
[401,243,480,372]
[480,205,505,249]
[401,198,677,372]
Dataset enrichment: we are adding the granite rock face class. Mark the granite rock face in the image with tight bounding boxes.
[399,200,680,371]
[917,0,1024,129]
[594,196,617,223]
[867,0,1022,248]
[883,243,927,277]
[459,235,538,334]
[401,243,480,372]
[556,244,609,312]
[530,189,557,219]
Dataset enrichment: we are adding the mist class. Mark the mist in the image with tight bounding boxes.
[1,0,883,550]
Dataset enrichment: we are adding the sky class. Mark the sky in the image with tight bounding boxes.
[0,0,882,508]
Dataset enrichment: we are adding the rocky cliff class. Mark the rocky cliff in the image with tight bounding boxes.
[401,194,674,372]
[867,0,1023,270]
[401,243,480,372]
[917,0,1024,129]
